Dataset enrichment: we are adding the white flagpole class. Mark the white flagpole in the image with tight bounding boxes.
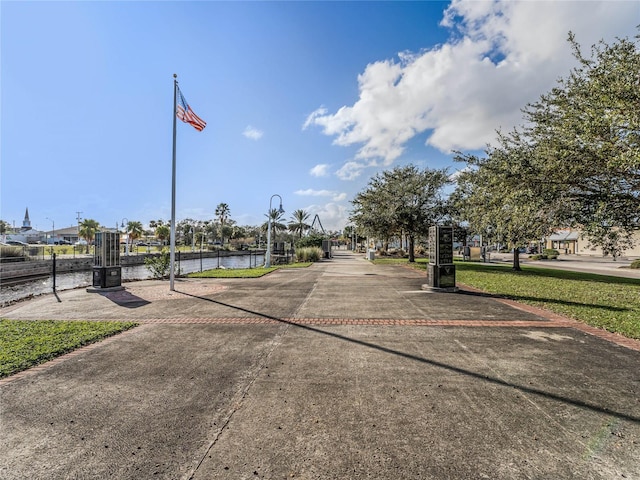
[170,74,178,291]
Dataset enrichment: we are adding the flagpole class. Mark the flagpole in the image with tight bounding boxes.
[170,74,178,291]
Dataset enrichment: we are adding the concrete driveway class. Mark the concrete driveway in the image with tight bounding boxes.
[1,250,639,479]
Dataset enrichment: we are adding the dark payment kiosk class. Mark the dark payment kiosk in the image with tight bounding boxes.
[92,232,122,289]
[427,226,456,290]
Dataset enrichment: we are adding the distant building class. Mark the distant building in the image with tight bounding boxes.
[21,207,32,231]
[546,228,640,258]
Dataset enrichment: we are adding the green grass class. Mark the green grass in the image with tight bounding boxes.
[0,320,137,378]
[381,258,640,339]
[187,262,313,278]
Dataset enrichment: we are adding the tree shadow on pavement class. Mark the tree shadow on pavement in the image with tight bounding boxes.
[177,290,640,425]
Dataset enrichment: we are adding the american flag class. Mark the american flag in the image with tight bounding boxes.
[176,86,206,131]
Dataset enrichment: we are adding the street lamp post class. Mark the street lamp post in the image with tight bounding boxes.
[191,224,196,253]
[265,194,284,268]
[121,218,129,256]
[46,217,55,244]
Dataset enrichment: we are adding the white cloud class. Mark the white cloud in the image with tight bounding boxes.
[295,189,347,202]
[302,107,328,130]
[309,164,330,177]
[242,125,264,140]
[336,160,378,181]
[332,192,347,202]
[307,0,637,171]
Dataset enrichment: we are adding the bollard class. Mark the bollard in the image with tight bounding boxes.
[52,253,57,292]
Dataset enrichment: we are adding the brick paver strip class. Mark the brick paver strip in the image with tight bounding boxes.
[2,280,639,386]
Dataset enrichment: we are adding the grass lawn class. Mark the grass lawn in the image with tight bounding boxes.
[375,257,640,339]
[187,262,312,278]
[0,320,137,378]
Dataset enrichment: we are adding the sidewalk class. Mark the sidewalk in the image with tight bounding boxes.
[1,251,639,479]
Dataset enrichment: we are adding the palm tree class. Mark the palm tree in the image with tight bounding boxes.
[215,203,231,244]
[79,219,100,254]
[126,221,144,251]
[149,219,165,230]
[288,209,311,239]
[155,224,170,245]
[263,208,287,238]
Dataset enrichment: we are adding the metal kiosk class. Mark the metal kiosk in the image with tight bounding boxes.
[91,232,123,290]
[426,225,457,291]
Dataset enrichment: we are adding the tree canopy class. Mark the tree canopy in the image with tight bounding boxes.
[351,165,450,262]
[454,32,640,266]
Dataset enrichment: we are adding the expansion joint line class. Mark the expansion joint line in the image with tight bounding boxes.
[184,322,292,480]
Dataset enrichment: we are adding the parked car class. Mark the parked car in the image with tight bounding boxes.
[6,240,28,246]
[74,239,88,246]
[47,239,72,245]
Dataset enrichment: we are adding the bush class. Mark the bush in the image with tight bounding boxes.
[631,259,640,269]
[0,246,23,259]
[543,249,560,259]
[295,234,325,249]
[144,249,180,279]
[295,247,323,262]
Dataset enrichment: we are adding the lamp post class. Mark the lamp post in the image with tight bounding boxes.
[265,194,284,268]
[46,217,55,244]
[121,218,129,256]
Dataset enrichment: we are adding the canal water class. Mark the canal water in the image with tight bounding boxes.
[1,253,265,306]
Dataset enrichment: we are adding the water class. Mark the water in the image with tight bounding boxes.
[0,253,265,305]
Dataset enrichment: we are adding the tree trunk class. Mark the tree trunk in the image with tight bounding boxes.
[408,235,415,263]
[512,247,522,271]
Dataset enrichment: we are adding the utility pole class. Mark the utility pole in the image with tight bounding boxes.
[76,211,83,242]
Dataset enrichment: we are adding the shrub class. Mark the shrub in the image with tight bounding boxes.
[631,259,640,269]
[295,247,323,262]
[0,246,23,259]
[144,249,180,279]
[295,234,325,249]
[543,249,560,259]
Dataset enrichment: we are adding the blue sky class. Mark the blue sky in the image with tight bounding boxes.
[1,1,637,233]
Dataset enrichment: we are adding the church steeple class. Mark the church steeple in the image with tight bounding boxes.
[22,207,31,231]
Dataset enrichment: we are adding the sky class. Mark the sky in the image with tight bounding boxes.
[1,1,637,234]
